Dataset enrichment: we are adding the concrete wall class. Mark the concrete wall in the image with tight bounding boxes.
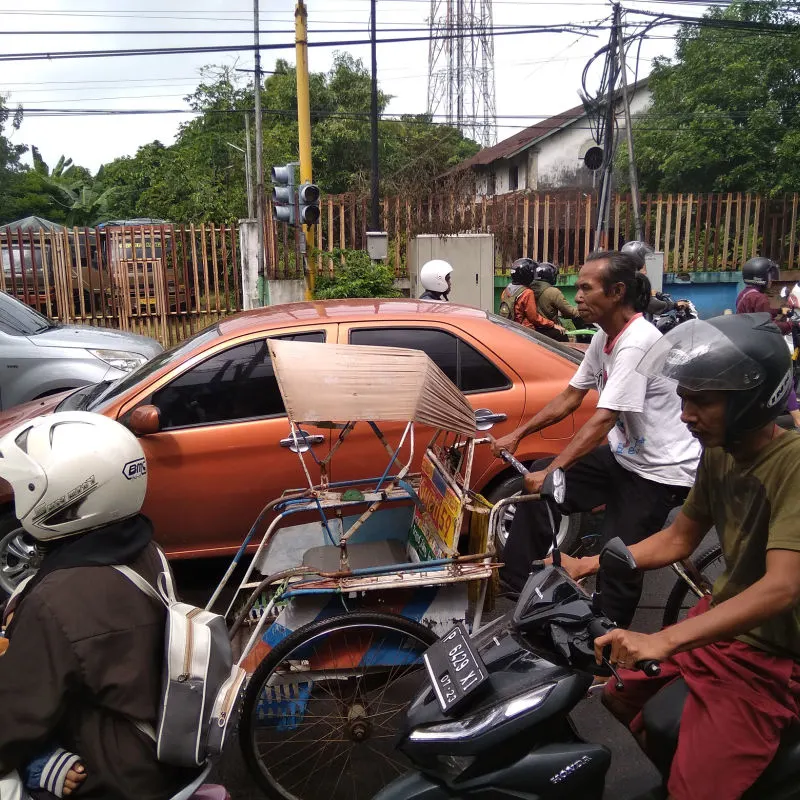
[267,279,306,306]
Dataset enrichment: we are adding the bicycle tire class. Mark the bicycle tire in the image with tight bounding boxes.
[240,611,439,800]
[662,544,725,628]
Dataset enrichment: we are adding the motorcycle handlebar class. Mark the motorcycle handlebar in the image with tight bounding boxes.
[586,618,661,677]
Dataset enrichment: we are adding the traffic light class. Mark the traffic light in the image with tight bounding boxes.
[298,182,320,226]
[271,164,296,225]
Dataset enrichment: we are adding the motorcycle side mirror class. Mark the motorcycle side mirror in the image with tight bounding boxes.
[781,286,789,299]
[599,537,638,579]
[540,468,566,567]
[540,468,566,507]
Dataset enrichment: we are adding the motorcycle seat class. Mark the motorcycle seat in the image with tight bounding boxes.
[641,677,800,797]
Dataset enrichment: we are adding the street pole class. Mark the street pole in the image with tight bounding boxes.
[295,0,316,300]
[244,113,255,219]
[594,19,619,251]
[253,0,265,301]
[369,0,380,232]
[616,4,643,241]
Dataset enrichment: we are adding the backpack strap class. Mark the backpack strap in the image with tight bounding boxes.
[112,546,175,607]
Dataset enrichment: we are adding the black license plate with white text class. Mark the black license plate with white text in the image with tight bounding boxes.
[423,623,488,715]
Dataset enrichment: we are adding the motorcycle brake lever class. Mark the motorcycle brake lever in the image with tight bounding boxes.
[602,653,624,691]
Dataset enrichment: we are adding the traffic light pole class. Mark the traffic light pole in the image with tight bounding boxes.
[253,0,266,301]
[295,0,316,300]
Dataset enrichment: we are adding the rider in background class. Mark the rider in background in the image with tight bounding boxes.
[736,257,800,429]
[499,258,567,338]
[621,240,675,317]
[419,259,453,301]
[560,313,800,800]
[493,251,700,627]
[530,262,584,341]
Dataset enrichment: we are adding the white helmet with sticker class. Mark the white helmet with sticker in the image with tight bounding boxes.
[0,411,147,541]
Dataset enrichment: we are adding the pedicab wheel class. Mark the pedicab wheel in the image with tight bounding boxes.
[240,611,439,800]
[662,544,725,628]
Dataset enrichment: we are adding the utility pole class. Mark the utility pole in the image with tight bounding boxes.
[616,4,643,240]
[369,0,380,232]
[244,113,255,219]
[594,18,619,251]
[253,0,265,299]
[295,0,316,300]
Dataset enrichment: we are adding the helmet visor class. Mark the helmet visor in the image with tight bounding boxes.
[637,319,765,391]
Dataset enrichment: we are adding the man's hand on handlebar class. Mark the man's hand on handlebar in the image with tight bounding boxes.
[545,552,598,582]
[594,628,672,670]
[490,433,521,458]
[523,469,548,494]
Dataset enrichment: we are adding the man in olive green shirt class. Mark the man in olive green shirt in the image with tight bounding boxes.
[530,262,583,341]
[558,313,800,800]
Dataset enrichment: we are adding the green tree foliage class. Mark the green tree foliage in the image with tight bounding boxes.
[0,97,34,224]
[624,0,800,194]
[104,54,479,222]
[314,248,400,299]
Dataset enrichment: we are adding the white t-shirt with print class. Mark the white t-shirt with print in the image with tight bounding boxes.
[569,314,700,487]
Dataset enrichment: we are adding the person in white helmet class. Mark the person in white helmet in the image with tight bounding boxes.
[0,412,199,800]
[419,259,454,301]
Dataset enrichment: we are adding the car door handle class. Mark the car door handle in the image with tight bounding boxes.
[280,431,326,451]
[474,408,508,431]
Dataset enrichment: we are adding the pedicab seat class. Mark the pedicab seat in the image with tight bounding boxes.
[302,539,409,573]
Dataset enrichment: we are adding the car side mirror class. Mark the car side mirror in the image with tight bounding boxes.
[540,468,566,507]
[599,537,638,579]
[129,405,161,435]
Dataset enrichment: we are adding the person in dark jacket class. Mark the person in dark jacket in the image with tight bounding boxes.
[500,258,567,338]
[621,240,675,317]
[530,262,584,338]
[419,259,453,301]
[0,411,199,800]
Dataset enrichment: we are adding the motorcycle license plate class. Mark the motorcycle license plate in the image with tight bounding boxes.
[423,624,488,715]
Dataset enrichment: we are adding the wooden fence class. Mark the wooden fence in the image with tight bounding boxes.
[0,223,240,346]
[276,190,800,279]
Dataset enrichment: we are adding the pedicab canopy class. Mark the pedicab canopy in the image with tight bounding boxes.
[268,339,477,437]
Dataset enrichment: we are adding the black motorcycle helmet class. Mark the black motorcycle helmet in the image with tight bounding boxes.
[621,240,654,270]
[510,257,537,286]
[742,256,779,288]
[638,313,792,447]
[534,262,559,285]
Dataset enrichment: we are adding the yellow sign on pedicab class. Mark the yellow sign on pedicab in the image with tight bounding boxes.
[408,455,463,560]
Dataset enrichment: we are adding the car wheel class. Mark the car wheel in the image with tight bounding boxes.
[485,474,584,556]
[0,516,39,597]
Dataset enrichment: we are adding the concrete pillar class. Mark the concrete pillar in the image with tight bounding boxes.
[238,219,260,310]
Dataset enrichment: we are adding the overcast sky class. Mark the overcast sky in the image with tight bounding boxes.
[0,0,712,174]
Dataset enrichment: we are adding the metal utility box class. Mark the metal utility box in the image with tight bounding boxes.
[366,231,389,261]
[409,234,495,312]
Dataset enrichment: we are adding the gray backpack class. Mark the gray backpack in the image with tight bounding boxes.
[114,549,246,768]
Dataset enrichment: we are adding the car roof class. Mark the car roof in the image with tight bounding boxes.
[216,298,489,336]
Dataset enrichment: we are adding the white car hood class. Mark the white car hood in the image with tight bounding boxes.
[29,324,163,357]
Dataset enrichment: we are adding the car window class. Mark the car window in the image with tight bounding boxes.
[488,312,583,365]
[89,325,223,410]
[151,331,325,429]
[348,327,509,393]
[0,291,51,336]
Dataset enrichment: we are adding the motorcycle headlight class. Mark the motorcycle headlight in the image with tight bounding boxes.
[89,349,148,373]
[408,683,556,743]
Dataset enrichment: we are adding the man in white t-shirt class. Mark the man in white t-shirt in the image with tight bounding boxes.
[492,250,701,626]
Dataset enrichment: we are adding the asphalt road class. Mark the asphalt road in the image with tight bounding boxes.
[174,549,697,800]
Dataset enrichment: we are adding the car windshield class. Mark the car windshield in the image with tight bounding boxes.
[0,292,53,336]
[488,312,584,365]
[86,324,222,411]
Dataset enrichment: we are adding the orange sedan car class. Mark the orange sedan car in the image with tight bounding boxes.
[0,299,595,592]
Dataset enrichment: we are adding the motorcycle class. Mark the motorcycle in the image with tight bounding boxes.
[374,467,800,800]
[652,296,698,334]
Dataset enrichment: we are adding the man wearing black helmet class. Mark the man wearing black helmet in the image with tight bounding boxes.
[530,262,584,340]
[560,313,800,800]
[621,240,675,317]
[737,256,790,332]
[499,258,567,336]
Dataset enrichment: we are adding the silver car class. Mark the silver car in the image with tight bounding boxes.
[0,291,162,411]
